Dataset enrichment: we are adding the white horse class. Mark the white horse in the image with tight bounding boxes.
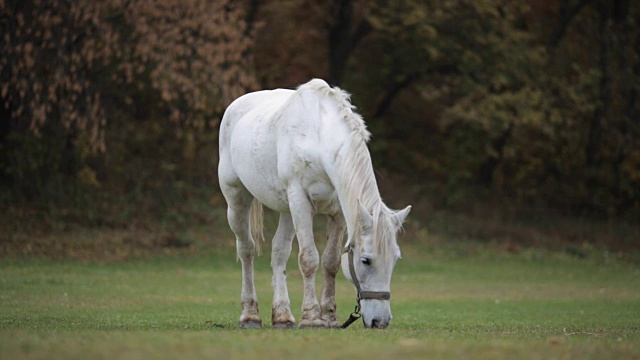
[218,79,411,329]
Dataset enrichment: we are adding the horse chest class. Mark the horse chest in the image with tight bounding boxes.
[306,182,340,214]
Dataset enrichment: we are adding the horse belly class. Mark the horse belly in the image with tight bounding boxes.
[244,174,289,212]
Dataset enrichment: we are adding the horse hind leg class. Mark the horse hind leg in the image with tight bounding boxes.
[221,182,262,329]
[270,213,296,329]
[320,213,346,328]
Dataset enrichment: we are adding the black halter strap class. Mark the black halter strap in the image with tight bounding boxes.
[346,246,391,301]
[340,245,391,329]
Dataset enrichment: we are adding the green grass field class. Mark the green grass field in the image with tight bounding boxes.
[1,238,639,359]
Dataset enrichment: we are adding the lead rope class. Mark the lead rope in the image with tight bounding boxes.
[339,303,361,329]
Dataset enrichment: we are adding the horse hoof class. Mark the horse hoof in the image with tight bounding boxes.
[273,321,296,329]
[239,320,262,329]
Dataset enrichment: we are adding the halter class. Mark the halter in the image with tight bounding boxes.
[340,245,391,328]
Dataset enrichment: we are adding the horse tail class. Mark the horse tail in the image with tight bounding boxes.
[250,198,265,255]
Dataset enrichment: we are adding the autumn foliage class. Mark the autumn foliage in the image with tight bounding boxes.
[1,0,255,151]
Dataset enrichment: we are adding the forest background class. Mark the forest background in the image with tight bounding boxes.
[1,0,638,255]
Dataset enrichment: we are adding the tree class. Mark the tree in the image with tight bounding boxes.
[1,0,256,152]
[1,0,257,210]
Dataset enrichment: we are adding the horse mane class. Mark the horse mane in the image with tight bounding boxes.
[297,79,371,142]
[296,79,399,262]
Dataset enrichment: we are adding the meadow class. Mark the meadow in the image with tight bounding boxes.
[1,232,639,359]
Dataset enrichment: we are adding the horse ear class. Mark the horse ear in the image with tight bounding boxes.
[358,201,373,234]
[394,205,412,225]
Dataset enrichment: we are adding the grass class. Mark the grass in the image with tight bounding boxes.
[1,236,639,359]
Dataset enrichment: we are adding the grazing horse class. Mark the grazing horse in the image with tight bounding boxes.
[218,79,411,329]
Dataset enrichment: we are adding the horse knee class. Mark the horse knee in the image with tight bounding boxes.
[323,260,340,278]
[298,247,319,278]
[236,238,255,260]
[321,247,341,278]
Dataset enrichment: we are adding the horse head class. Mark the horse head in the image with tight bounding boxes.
[341,202,411,329]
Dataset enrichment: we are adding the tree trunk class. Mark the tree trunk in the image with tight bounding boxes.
[327,0,370,86]
[477,124,513,188]
[373,73,419,118]
[244,0,260,36]
[547,0,593,50]
[586,1,611,167]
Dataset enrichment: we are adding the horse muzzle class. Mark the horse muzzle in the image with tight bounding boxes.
[360,299,392,329]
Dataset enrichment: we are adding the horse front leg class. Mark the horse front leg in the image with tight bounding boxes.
[287,186,324,328]
[271,213,296,329]
[320,213,346,328]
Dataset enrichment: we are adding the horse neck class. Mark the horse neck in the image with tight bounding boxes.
[332,137,382,247]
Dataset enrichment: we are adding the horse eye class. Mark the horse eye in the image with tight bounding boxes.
[361,257,371,266]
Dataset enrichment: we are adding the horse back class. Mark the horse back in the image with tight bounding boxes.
[219,89,293,151]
